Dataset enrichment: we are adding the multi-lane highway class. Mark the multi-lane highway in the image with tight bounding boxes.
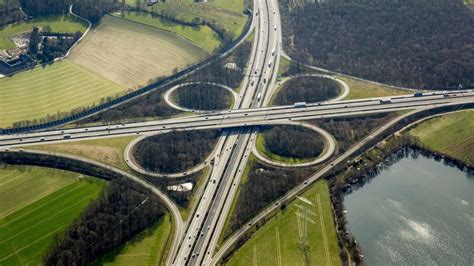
[1,91,473,149]
[172,0,281,263]
[1,0,474,264]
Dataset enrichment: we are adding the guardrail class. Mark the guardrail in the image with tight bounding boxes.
[1,10,253,135]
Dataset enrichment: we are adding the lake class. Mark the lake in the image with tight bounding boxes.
[344,154,473,265]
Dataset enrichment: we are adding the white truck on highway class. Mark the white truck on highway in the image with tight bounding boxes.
[294,102,307,108]
[257,93,261,101]
[379,98,392,104]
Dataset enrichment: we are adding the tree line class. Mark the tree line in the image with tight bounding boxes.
[280,0,474,89]
[44,177,166,265]
[18,0,70,16]
[133,129,220,174]
[225,159,314,239]
[174,83,233,111]
[274,76,341,105]
[311,113,397,152]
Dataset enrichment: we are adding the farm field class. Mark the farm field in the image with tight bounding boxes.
[69,15,207,88]
[125,0,247,38]
[119,12,221,52]
[0,60,123,128]
[101,214,172,266]
[0,15,87,50]
[0,165,77,219]
[340,76,409,100]
[226,180,341,266]
[29,136,137,171]
[0,166,104,265]
[409,110,474,167]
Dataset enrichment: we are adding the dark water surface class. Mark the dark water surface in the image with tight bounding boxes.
[344,155,473,265]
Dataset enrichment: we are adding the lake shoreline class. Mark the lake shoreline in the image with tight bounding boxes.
[328,137,473,265]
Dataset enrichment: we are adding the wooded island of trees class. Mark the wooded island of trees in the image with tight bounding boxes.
[280,0,474,89]
[173,83,233,111]
[133,130,220,174]
[261,125,324,159]
[273,76,341,105]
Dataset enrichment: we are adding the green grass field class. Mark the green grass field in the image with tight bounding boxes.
[101,213,172,266]
[0,60,123,128]
[226,180,341,266]
[205,0,245,13]
[29,136,137,171]
[0,166,104,265]
[118,12,221,52]
[277,56,291,77]
[0,166,77,219]
[125,0,247,38]
[0,15,87,50]
[409,110,474,167]
[340,76,409,100]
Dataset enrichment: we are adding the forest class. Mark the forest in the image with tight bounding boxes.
[173,83,233,111]
[226,159,314,238]
[45,177,165,266]
[0,0,25,26]
[261,125,324,159]
[133,129,220,174]
[10,0,119,23]
[280,0,474,89]
[273,76,341,105]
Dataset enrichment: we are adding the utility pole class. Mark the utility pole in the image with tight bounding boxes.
[295,196,316,264]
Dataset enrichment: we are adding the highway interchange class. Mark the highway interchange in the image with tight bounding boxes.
[1,0,474,265]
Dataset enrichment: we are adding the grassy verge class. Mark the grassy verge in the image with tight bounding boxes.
[118,12,221,52]
[206,0,245,13]
[277,56,291,77]
[409,110,474,167]
[100,213,172,266]
[226,180,341,266]
[0,60,124,128]
[28,136,137,172]
[340,76,409,100]
[125,0,247,38]
[218,155,256,247]
[0,166,104,265]
[179,166,210,220]
[0,15,87,50]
